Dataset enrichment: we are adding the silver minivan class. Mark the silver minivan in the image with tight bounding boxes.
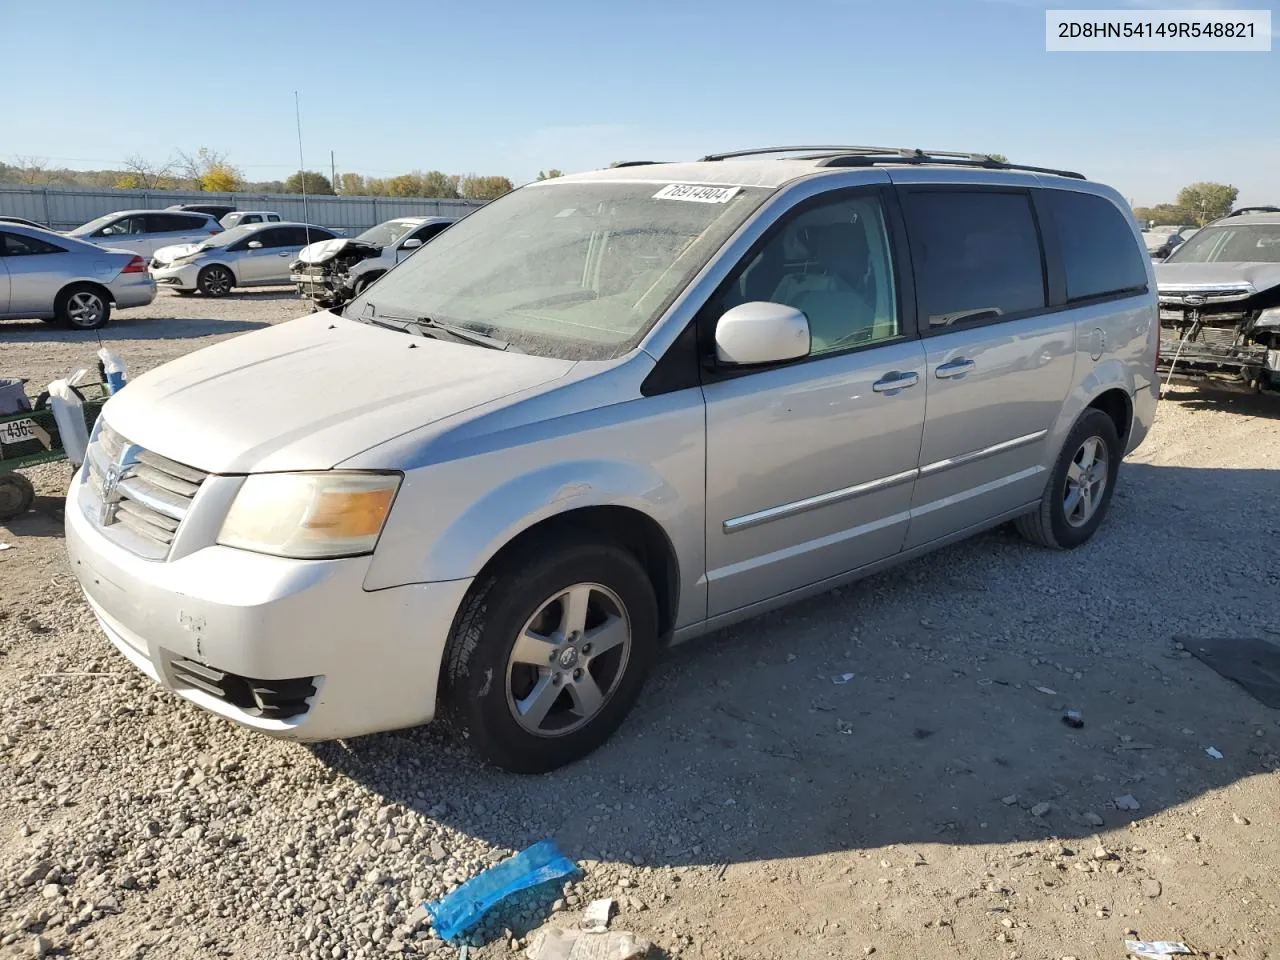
[65,148,1159,772]
[68,209,222,258]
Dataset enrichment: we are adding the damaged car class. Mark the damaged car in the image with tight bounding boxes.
[290,216,455,308]
[1155,208,1280,393]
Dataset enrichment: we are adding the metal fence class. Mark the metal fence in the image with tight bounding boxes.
[0,186,485,234]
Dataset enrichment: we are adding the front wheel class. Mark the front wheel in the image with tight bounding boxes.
[197,265,234,297]
[442,536,659,773]
[1014,409,1121,549]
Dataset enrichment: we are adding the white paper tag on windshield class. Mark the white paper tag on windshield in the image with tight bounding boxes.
[653,183,741,203]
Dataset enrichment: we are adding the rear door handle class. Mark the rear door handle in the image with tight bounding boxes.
[935,358,975,379]
[872,371,920,394]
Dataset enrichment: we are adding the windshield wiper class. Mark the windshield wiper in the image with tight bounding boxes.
[412,316,512,351]
[348,304,513,351]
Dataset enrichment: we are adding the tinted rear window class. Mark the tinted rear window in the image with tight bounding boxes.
[1046,191,1148,301]
[901,190,1046,328]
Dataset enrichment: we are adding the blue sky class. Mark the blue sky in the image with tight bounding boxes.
[1,0,1275,205]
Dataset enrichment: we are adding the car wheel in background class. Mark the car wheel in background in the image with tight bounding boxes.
[1015,409,1121,549]
[197,265,235,297]
[0,473,36,522]
[55,284,111,331]
[443,534,659,773]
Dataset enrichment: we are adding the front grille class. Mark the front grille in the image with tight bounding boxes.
[170,656,317,720]
[1158,284,1254,306]
[84,422,208,559]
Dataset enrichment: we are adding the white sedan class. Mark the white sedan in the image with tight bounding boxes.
[149,222,338,296]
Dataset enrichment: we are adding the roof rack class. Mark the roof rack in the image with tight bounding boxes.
[1226,205,1280,217]
[609,160,663,168]
[699,145,1085,180]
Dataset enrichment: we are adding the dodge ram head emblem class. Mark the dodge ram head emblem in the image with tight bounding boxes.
[99,445,141,526]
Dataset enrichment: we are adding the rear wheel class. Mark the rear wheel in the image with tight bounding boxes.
[0,473,35,522]
[1014,409,1121,549]
[55,284,111,330]
[197,265,234,297]
[443,535,659,773]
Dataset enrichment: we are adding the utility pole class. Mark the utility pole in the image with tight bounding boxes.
[331,150,337,193]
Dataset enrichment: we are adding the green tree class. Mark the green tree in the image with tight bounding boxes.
[1132,203,1191,227]
[537,169,564,180]
[339,172,366,195]
[201,162,242,193]
[460,175,514,201]
[284,170,336,196]
[419,170,461,198]
[1175,182,1238,225]
[387,174,423,197]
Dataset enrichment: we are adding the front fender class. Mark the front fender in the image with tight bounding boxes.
[364,458,681,589]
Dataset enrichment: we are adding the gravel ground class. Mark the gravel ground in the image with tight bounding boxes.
[3,291,1280,960]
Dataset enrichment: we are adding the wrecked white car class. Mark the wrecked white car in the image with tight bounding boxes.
[1155,208,1280,394]
[290,216,455,308]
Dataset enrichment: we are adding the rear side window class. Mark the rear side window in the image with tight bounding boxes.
[1046,190,1148,301]
[901,190,1046,328]
[145,213,208,233]
[408,222,449,245]
[1,232,65,255]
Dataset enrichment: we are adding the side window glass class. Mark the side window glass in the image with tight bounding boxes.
[409,223,448,245]
[901,191,1046,328]
[1046,190,1148,301]
[268,214,281,222]
[1,232,63,255]
[242,215,262,225]
[719,194,900,355]
[144,215,184,234]
[98,217,133,237]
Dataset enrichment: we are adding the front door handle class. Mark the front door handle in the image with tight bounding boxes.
[872,371,920,394]
[935,358,975,379]
[278,252,292,257]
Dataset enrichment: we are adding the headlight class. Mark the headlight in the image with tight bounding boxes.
[217,471,401,559]
[1256,306,1280,328]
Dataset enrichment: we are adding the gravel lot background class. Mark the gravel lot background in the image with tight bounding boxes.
[3,292,1279,960]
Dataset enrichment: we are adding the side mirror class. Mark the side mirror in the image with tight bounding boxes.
[714,301,810,366]
[401,237,423,249]
[247,240,263,249]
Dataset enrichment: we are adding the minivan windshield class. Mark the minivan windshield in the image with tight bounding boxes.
[357,219,422,247]
[1165,224,1280,264]
[345,180,770,360]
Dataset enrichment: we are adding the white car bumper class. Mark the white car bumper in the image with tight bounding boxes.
[148,261,201,291]
[64,467,472,741]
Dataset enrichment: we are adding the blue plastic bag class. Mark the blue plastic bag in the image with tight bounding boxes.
[426,839,579,942]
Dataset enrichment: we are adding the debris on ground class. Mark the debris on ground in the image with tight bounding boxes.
[1124,940,1192,959]
[525,928,651,960]
[1205,747,1223,759]
[1062,709,1084,728]
[581,898,615,933]
[1035,686,1058,696]
[1031,802,1052,817]
[1115,794,1141,811]
[425,839,579,942]
[1186,636,1280,708]
[833,673,855,684]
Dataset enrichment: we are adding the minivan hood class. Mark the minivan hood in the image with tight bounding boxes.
[101,311,576,473]
[1155,261,1280,292]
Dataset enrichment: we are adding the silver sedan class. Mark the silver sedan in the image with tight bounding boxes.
[0,223,156,330]
[149,222,338,296]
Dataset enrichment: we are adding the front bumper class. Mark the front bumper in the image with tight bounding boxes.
[64,468,473,741]
[148,262,200,291]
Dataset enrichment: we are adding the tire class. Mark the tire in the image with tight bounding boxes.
[0,473,36,522]
[55,284,111,331]
[351,273,380,298]
[197,265,235,297]
[442,535,659,773]
[1014,409,1121,549]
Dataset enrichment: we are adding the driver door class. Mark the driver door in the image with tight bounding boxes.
[701,187,926,617]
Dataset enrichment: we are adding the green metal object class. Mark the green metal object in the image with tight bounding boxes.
[0,382,109,522]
